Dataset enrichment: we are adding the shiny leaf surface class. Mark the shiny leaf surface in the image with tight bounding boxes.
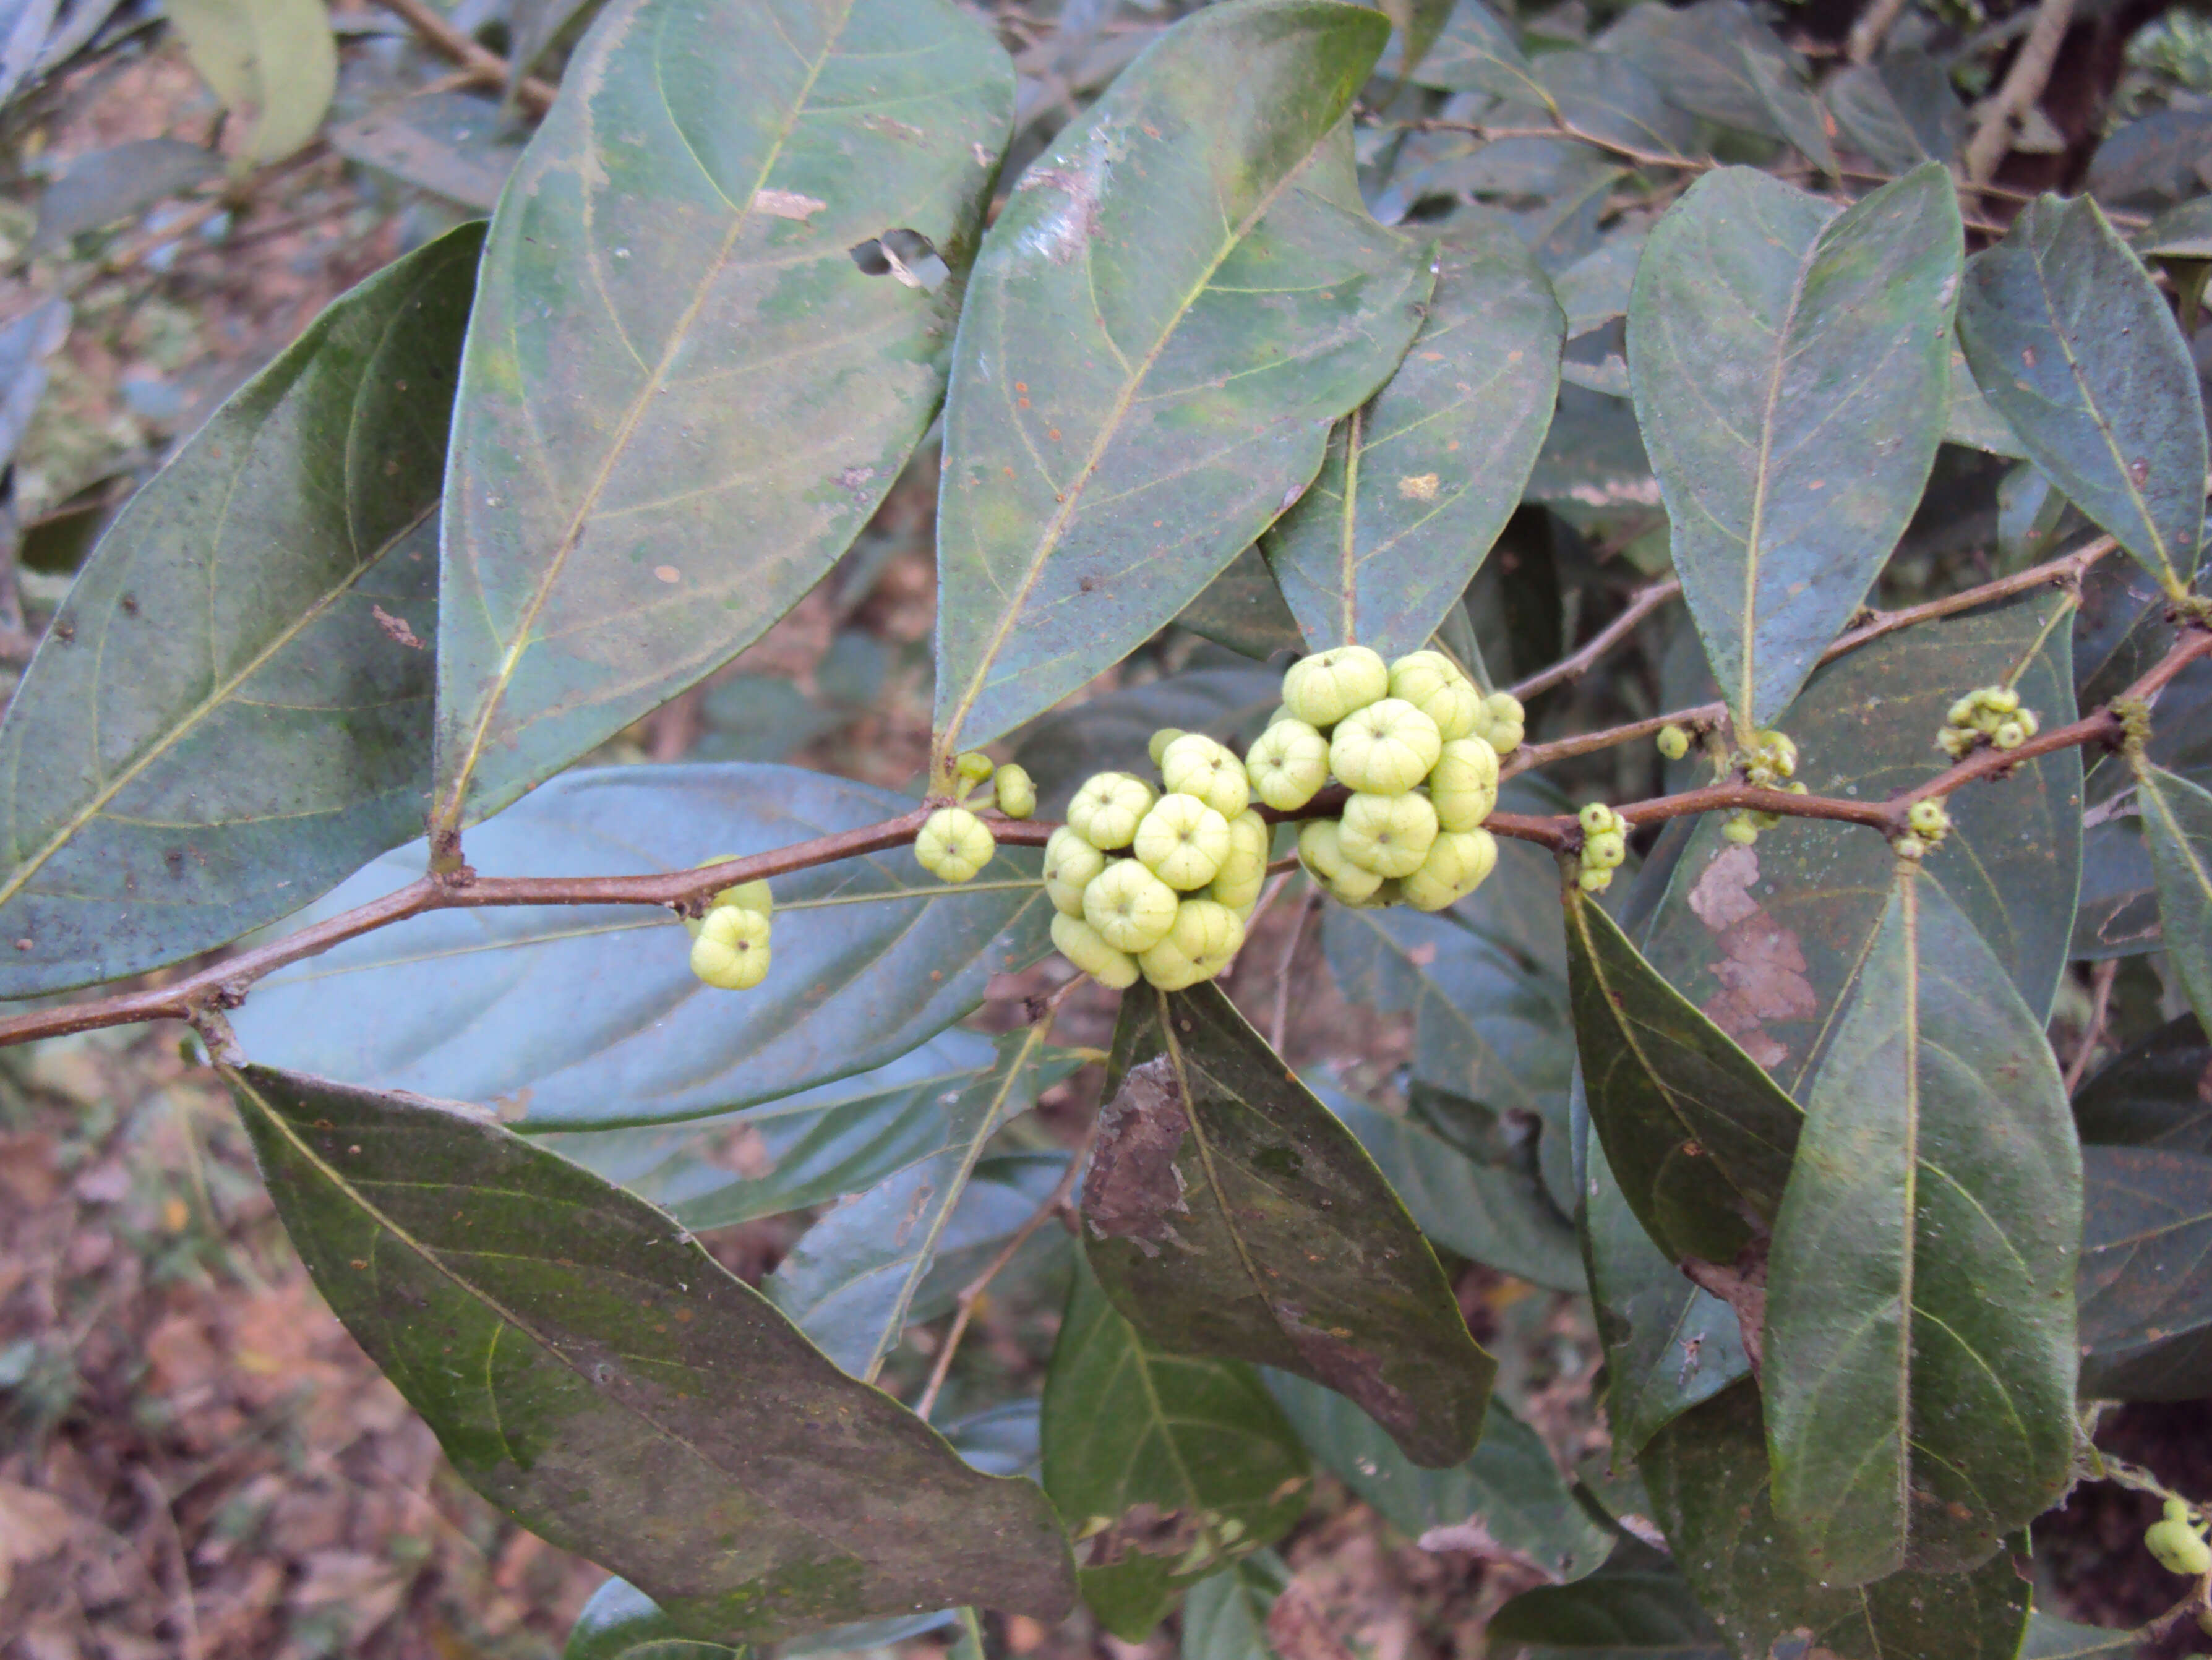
[2137,762,2212,1030]
[932,1,1431,750]
[0,226,478,998]
[435,0,1011,829]
[1628,163,1961,725]
[228,1063,1076,1643]
[565,1577,742,1659]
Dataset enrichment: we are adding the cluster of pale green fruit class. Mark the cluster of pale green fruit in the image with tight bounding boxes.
[1937,683,2041,758]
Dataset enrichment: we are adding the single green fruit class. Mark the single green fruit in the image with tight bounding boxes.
[1149,727,1186,768]
[955,750,996,787]
[1429,736,1499,831]
[1722,815,1760,847]
[1582,830,1626,871]
[1578,802,1623,837]
[1402,827,1496,910]
[1044,826,1107,918]
[1083,857,1180,952]
[1207,811,1269,912]
[2146,1516,2212,1577]
[1330,698,1443,794]
[1133,793,1232,891]
[1159,732,1250,818]
[1068,771,1156,850]
[1992,719,2026,750]
[1656,724,1690,761]
[1475,690,1525,754]
[1906,798,1950,838]
[1297,816,1350,879]
[2165,1497,2196,1525]
[993,763,1037,820]
[1387,650,1479,741]
[1282,646,1389,727]
[1893,832,1929,862]
[1139,897,1245,989]
[690,904,771,990]
[1576,866,1614,894]
[1051,912,1140,990]
[916,806,996,883]
[1246,719,1331,811]
[1326,863,1386,903]
[1338,790,1439,878]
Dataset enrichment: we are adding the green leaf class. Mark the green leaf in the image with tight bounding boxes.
[1375,0,1530,98]
[565,1578,744,1659]
[2137,763,2212,1032]
[1550,228,1645,340]
[1640,1384,2033,1660]
[1634,587,2083,1091]
[1041,1255,1311,1643]
[1082,982,1494,1470]
[1175,545,1304,662]
[1824,53,1965,175]
[1009,664,1280,818]
[1944,343,2030,458]
[2073,1012,2212,1153]
[1628,163,1962,727]
[229,765,1052,1127]
[0,225,479,999]
[433,0,1011,831]
[930,1,1431,751]
[326,90,527,213]
[1563,881,1802,1265]
[1487,1551,1730,1659]
[166,0,335,166]
[1957,194,2207,595]
[1312,1084,1584,1293]
[1262,222,1563,657]
[1180,1552,1288,1660]
[2018,1615,2143,1658]
[2077,1144,2212,1357]
[1376,0,1454,78]
[226,1063,1076,1644]
[1763,869,2080,1586]
[1262,1369,1611,1581]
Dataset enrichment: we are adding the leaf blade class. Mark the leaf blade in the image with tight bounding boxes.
[2137,761,2212,1032]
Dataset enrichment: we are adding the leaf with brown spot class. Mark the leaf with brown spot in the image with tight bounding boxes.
[1081,983,1493,1470]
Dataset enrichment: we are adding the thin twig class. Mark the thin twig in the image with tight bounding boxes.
[1270,886,1321,1055]
[1504,702,1727,780]
[2065,958,2120,1095]
[377,0,558,114]
[1847,0,1910,63]
[1509,578,1681,701]
[1824,538,2116,659]
[1962,0,2077,186]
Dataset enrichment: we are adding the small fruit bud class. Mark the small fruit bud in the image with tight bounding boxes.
[1282,646,1390,727]
[1068,771,1156,850]
[1246,719,1331,811]
[1906,798,1951,840]
[1159,733,1251,818]
[1339,789,1440,877]
[1402,828,1498,910]
[1133,793,1233,891]
[1051,912,1140,989]
[1044,826,1107,918]
[916,807,996,883]
[1577,866,1614,893]
[1936,726,1974,759]
[1657,724,1690,761]
[1583,831,1626,871]
[1983,686,2021,716]
[1723,814,1760,847]
[1429,737,1500,831]
[1298,818,1350,879]
[1579,802,1624,838]
[992,763,1037,819]
[954,751,996,789]
[1326,863,1386,904]
[1475,690,1525,755]
[1083,857,1180,952]
[1330,698,1443,794]
[2146,1516,2212,1577]
[1149,728,1186,768]
[684,864,773,936]
[1993,719,2026,750]
[1894,832,1928,862]
[690,904,771,990]
[1387,651,1480,741]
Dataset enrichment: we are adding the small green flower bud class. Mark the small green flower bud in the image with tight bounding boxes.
[1160,732,1250,818]
[1429,737,1499,831]
[2147,1516,2212,1578]
[1579,802,1624,838]
[1936,726,1974,759]
[1246,719,1331,812]
[916,807,996,883]
[1282,646,1389,727]
[691,904,771,990]
[1763,730,1798,779]
[2017,708,2041,738]
[1982,685,2021,716]
[1577,866,1614,894]
[1992,720,2026,750]
[1947,695,1980,729]
[1044,826,1107,918]
[1657,724,1690,761]
[1068,771,1156,850]
[1402,828,1497,910]
[1331,698,1443,794]
[1149,728,1186,768]
[954,750,996,789]
[2166,1497,2195,1525]
[1722,814,1760,847]
[1583,831,1626,871]
[1906,798,1951,839]
[1051,912,1140,990]
[1339,789,1439,878]
[1083,857,1180,952]
[1133,793,1232,891]
[992,763,1036,819]
[1387,651,1480,741]
[1139,898,1246,989]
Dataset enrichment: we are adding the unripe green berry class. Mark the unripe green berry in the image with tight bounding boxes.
[1983,686,2021,716]
[1138,898,1246,990]
[1044,826,1107,918]
[1133,793,1232,891]
[1906,798,1950,839]
[2198,1607,2212,1640]
[2018,708,2040,738]
[1387,651,1480,741]
[1068,771,1156,850]
[1429,737,1499,831]
[1299,819,1384,901]
[1051,912,1139,989]
[691,904,771,990]
[1282,646,1389,727]
[684,864,772,936]
[2166,1497,2195,1525]
[1475,690,1525,755]
[954,750,995,788]
[916,807,995,883]
[1947,695,1979,729]
[993,763,1036,819]
[1579,802,1624,838]
[1326,864,1386,904]
[2146,1516,2212,1577]
[1894,832,1928,862]
[1207,811,1269,912]
[1083,857,1180,952]
[1723,814,1760,847]
[1331,698,1443,794]
[1936,726,1974,759]
[1149,728,1186,768]
[1339,790,1439,878]
[1402,828,1498,910]
[1160,733,1250,818]
[1246,719,1331,811]
[1992,720,2026,750]
[1583,831,1626,871]
[1657,724,1690,761]
[1577,866,1614,894]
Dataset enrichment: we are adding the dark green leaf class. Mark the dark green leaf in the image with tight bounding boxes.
[1957,194,2206,595]
[229,765,1052,1127]
[1262,1369,1610,1581]
[1563,881,1802,1264]
[0,226,478,998]
[1175,546,1304,662]
[326,90,527,212]
[2074,1013,2212,1153]
[932,1,1431,751]
[434,0,1011,830]
[1823,53,1965,175]
[507,0,604,87]
[1378,0,1454,79]
[1634,587,2083,1091]
[1629,163,1961,727]
[1764,870,2080,1585]
[565,1578,744,1659]
[1009,665,1280,818]
[1084,982,1494,1469]
[1263,223,1562,658]
[1179,1552,1287,1660]
[1375,0,1529,98]
[2135,197,2212,261]
[1944,343,2030,458]
[1041,1256,1310,1643]
[2018,1615,2141,1659]
[1604,0,1825,163]
[2086,110,2212,207]
[2137,763,2212,1030]
[1531,49,1697,164]
[227,1063,1076,1643]
[1550,228,1645,340]
[2077,1144,2212,1355]
[1487,1550,1730,1659]
[1640,1384,2033,1660]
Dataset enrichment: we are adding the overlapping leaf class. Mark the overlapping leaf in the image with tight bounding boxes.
[1262,221,1563,657]
[2137,762,2212,1029]
[2075,1012,2212,1153]
[1628,163,1962,726]
[230,765,1052,1126]
[1041,1256,1310,1642]
[1082,983,1494,1469]
[434,0,1011,830]
[931,0,1433,751]
[1487,1549,1730,1660]
[1375,0,1528,97]
[1605,0,1832,169]
[166,0,335,166]
[2077,1144,2212,1358]
[1763,870,2080,1586]
[1179,1551,1287,1660]
[1957,194,2206,595]
[227,1063,1076,1644]
[1824,52,1965,174]
[1640,1385,2033,1660]
[1175,547,1304,662]
[0,226,478,999]
[565,1578,740,1659]
[2018,1617,2142,1659]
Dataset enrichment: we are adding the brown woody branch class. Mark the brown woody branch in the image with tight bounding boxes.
[377,0,559,114]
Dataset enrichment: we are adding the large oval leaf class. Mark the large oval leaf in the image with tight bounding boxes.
[1762,870,2080,1586]
[1262,220,1563,657]
[229,764,1052,1126]
[433,0,1011,829]
[1627,163,1961,727]
[0,225,479,999]
[1488,1551,1730,1660]
[227,1063,1076,1643]
[2137,761,2212,1032]
[2074,1012,2212,1153]
[930,0,1431,751]
[2077,1143,2212,1359]
[1082,982,1494,1469]
[1957,194,2206,596]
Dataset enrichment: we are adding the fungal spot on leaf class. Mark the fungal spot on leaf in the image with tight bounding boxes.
[1077,1502,1201,1567]
[1687,844,1814,1069]
[753,187,826,221]
[1397,473,1441,502]
[848,229,950,291]
[1081,1057,1191,1258]
[372,605,425,649]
